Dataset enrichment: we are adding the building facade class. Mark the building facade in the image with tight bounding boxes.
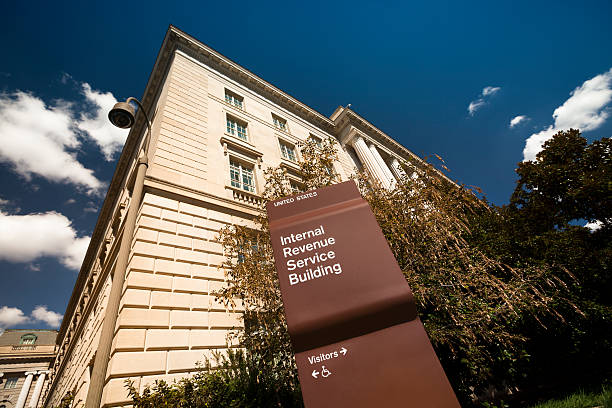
[43,26,423,407]
[0,330,56,408]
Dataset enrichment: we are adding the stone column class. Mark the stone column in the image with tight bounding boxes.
[351,136,389,188]
[15,371,35,408]
[28,371,47,408]
[368,143,396,187]
[391,158,407,180]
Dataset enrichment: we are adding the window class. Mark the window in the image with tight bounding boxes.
[226,116,248,141]
[224,89,243,109]
[4,377,18,389]
[20,334,37,345]
[309,135,323,148]
[272,114,288,132]
[230,160,255,193]
[279,141,297,162]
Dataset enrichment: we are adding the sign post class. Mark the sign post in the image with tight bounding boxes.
[267,181,460,407]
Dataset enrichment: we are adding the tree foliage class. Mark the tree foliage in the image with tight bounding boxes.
[126,349,302,408]
[510,128,611,232]
[468,129,611,401]
[214,137,571,404]
[359,165,570,402]
[215,138,341,398]
[128,132,608,407]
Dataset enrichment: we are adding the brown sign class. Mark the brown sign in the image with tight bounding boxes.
[267,181,460,407]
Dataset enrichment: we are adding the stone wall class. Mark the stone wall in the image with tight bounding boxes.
[45,48,360,408]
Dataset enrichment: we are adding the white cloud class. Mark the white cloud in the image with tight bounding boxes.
[584,220,603,231]
[0,305,64,331]
[31,306,63,328]
[0,92,105,194]
[510,115,528,128]
[0,306,29,328]
[77,83,128,161]
[0,211,90,270]
[468,100,486,116]
[62,236,91,270]
[482,86,501,97]
[468,85,502,116]
[523,68,612,161]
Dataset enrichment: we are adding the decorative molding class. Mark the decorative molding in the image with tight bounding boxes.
[220,135,263,159]
[225,185,263,207]
[169,30,335,133]
[335,109,425,166]
[144,176,261,217]
[279,159,301,173]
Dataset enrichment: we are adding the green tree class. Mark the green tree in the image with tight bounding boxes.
[129,137,577,407]
[510,129,611,232]
[468,129,611,402]
[215,138,569,405]
[360,163,569,403]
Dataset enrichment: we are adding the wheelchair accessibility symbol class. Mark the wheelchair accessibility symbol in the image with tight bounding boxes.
[321,366,331,378]
[311,365,332,379]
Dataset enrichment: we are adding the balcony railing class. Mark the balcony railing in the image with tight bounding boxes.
[11,345,37,350]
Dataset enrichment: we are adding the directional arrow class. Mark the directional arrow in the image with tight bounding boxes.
[312,369,320,379]
[340,347,347,356]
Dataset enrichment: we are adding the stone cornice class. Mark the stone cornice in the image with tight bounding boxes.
[165,26,336,134]
[220,135,263,159]
[56,27,178,344]
[56,121,142,342]
[334,108,425,165]
[0,355,55,363]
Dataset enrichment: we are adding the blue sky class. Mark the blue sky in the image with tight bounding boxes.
[1,0,611,331]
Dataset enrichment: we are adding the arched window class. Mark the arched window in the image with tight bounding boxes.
[20,333,37,345]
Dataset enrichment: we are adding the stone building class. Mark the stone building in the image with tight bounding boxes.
[43,26,424,407]
[0,329,56,408]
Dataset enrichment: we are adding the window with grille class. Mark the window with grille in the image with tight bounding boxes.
[272,114,288,132]
[279,141,297,162]
[309,135,323,148]
[224,90,244,109]
[4,377,18,389]
[230,160,255,192]
[20,334,37,345]
[226,116,248,141]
